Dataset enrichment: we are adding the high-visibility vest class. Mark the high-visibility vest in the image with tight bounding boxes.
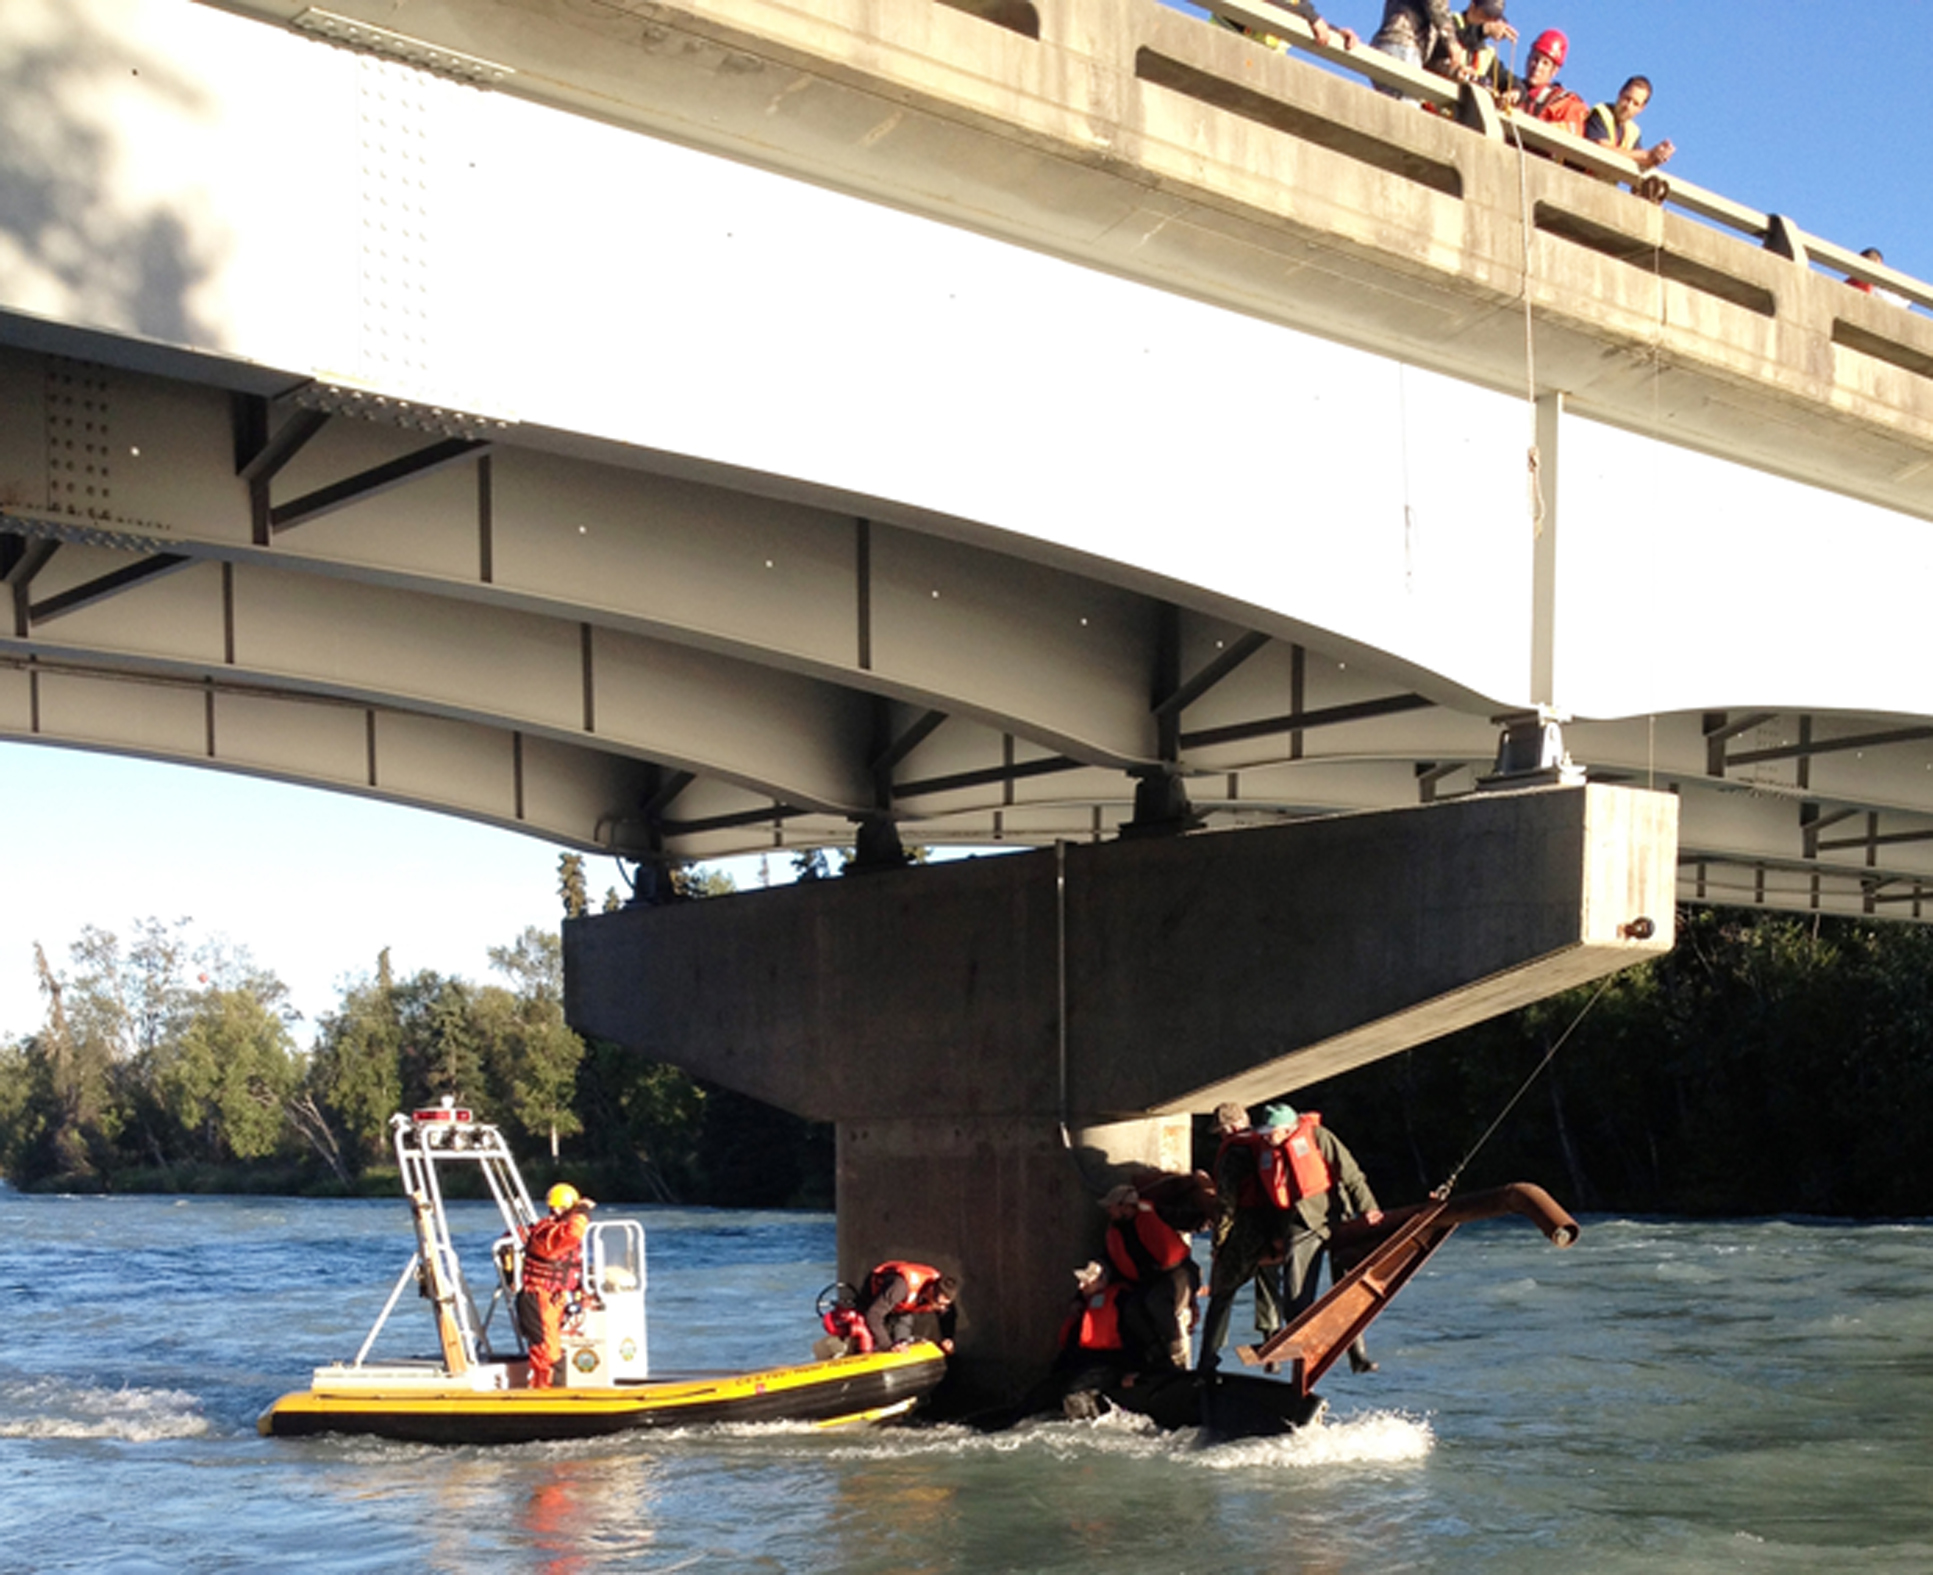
[1588,103,1639,150]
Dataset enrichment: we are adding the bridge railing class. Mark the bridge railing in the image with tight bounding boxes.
[1198,0,1933,314]
[900,0,1933,507]
[941,0,1933,318]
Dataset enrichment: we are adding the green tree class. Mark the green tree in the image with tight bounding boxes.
[671,864,738,899]
[1301,905,1933,1219]
[0,1035,47,1181]
[151,987,301,1162]
[571,1035,706,1202]
[559,853,589,919]
[308,949,405,1166]
[27,940,120,1179]
[479,927,584,1155]
[693,1084,833,1208]
[488,926,563,1003]
[394,972,487,1107]
[62,918,197,1063]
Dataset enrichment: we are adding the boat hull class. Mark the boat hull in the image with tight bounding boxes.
[260,1345,949,1445]
[1057,1370,1327,1440]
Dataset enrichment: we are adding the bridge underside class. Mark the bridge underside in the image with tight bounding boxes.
[4,334,1933,920]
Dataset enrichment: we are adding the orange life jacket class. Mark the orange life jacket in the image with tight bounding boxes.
[521,1212,585,1295]
[866,1260,943,1311]
[1262,1112,1334,1206]
[1106,1207,1190,1282]
[1069,1283,1129,1352]
[1527,82,1588,135]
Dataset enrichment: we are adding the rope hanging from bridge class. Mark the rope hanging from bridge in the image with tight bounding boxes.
[1430,973,1614,1199]
[1497,31,1547,543]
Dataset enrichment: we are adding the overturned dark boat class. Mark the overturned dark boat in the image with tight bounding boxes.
[1055,1366,1327,1438]
[260,1105,946,1444]
[1053,1183,1580,1442]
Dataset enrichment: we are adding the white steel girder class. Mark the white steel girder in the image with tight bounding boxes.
[0,343,1476,857]
[8,340,1933,924]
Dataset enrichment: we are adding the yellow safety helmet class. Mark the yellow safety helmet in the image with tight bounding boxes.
[546,1182,580,1213]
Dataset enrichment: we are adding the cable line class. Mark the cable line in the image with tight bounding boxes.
[1432,973,1614,1199]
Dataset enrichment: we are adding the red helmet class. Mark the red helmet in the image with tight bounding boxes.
[1531,28,1568,66]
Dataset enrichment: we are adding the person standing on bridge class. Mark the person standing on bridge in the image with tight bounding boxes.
[1215,0,1359,54]
[518,1182,595,1389]
[1198,1102,1286,1371]
[1585,75,1675,173]
[1372,0,1467,78]
[1101,1183,1196,1372]
[1504,28,1587,135]
[1266,1104,1384,1374]
[1431,1,1516,95]
[1848,248,1909,307]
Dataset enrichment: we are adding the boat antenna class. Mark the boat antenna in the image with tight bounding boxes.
[1431,974,1614,1200]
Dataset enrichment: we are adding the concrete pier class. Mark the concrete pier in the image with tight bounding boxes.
[566,783,1676,1408]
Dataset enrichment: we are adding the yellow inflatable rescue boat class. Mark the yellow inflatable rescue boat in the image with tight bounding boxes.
[259,1104,946,1444]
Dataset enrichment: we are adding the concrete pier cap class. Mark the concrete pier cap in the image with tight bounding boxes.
[566,783,1676,1410]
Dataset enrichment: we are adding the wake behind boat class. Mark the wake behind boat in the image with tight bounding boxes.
[259,1104,946,1444]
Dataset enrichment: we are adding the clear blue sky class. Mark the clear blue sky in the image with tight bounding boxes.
[0,745,585,1043]
[4,2,1924,1044]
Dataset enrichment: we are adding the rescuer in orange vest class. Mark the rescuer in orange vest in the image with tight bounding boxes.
[860,1260,960,1353]
[1199,1101,1288,1370]
[1505,29,1587,135]
[1263,1103,1385,1373]
[1101,1183,1196,1372]
[1049,1258,1136,1419]
[518,1182,594,1389]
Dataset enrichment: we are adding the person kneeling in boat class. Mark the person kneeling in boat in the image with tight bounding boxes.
[1051,1259,1139,1419]
[518,1182,595,1388]
[1101,1183,1196,1372]
[860,1260,960,1354]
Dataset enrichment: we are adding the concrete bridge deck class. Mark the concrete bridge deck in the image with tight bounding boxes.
[3,0,1933,922]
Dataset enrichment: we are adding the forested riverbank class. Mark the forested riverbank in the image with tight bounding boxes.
[0,857,830,1206]
[3,869,1929,1216]
[1307,904,1933,1218]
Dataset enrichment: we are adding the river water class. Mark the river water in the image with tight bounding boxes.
[5,1187,1931,1573]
